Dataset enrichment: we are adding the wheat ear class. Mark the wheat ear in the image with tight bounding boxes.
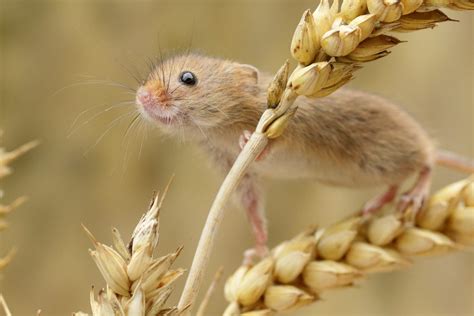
[223,176,474,315]
[74,181,186,316]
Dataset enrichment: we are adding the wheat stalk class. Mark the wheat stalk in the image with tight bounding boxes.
[178,0,473,312]
[223,176,474,315]
[74,182,186,316]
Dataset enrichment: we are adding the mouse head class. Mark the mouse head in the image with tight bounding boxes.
[136,54,260,136]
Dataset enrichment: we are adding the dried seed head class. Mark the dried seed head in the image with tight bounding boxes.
[462,181,474,206]
[395,228,456,256]
[223,302,241,316]
[111,227,131,260]
[158,268,186,288]
[447,231,474,246]
[309,73,353,98]
[264,285,316,311]
[303,260,362,292]
[313,0,336,41]
[324,63,356,87]
[401,0,424,14]
[289,62,331,96]
[264,107,297,139]
[225,265,250,302]
[130,194,160,254]
[397,10,453,31]
[273,235,317,258]
[366,214,404,246]
[447,206,474,235]
[146,287,173,315]
[417,179,469,230]
[291,10,320,65]
[321,25,362,57]
[267,61,290,108]
[241,310,274,316]
[274,251,311,283]
[367,0,403,22]
[89,248,130,297]
[236,258,275,306]
[341,0,368,21]
[347,35,402,60]
[449,0,474,10]
[349,14,378,41]
[141,249,181,296]
[423,0,453,6]
[345,242,410,272]
[371,21,402,37]
[84,225,131,297]
[316,217,362,260]
[125,285,145,316]
[90,288,119,316]
[127,245,153,281]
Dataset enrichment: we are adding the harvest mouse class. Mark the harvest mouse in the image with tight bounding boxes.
[135,53,474,255]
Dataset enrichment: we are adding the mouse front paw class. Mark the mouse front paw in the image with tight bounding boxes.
[239,130,271,161]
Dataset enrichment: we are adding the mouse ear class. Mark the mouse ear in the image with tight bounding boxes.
[233,63,259,85]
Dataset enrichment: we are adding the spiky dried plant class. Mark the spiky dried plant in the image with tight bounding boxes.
[0,130,37,316]
[223,177,474,315]
[74,186,186,316]
[0,130,37,271]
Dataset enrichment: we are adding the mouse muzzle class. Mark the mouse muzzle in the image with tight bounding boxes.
[136,81,178,125]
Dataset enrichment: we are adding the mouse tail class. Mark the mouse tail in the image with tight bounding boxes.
[436,149,474,174]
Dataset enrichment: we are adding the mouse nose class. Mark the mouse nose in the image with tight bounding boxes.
[136,87,153,107]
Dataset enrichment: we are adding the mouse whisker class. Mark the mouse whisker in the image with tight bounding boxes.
[181,39,194,70]
[190,117,213,146]
[156,40,167,87]
[68,100,135,138]
[137,120,149,160]
[121,113,142,148]
[169,84,183,95]
[166,55,177,93]
[121,113,142,173]
[53,79,136,97]
[145,56,159,81]
[115,59,144,85]
[83,110,136,157]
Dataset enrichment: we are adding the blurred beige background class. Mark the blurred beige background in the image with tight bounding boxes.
[0,0,473,315]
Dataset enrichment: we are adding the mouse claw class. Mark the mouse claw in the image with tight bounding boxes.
[242,245,270,265]
[397,166,432,218]
[239,130,271,161]
[397,191,428,215]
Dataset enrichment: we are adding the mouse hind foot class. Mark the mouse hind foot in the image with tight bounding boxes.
[361,185,399,216]
[397,166,432,215]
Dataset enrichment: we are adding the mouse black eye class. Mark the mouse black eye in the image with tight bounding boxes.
[179,71,197,86]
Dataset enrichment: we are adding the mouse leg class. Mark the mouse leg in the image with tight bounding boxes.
[397,166,432,213]
[361,185,398,215]
[235,174,269,263]
[239,130,271,161]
